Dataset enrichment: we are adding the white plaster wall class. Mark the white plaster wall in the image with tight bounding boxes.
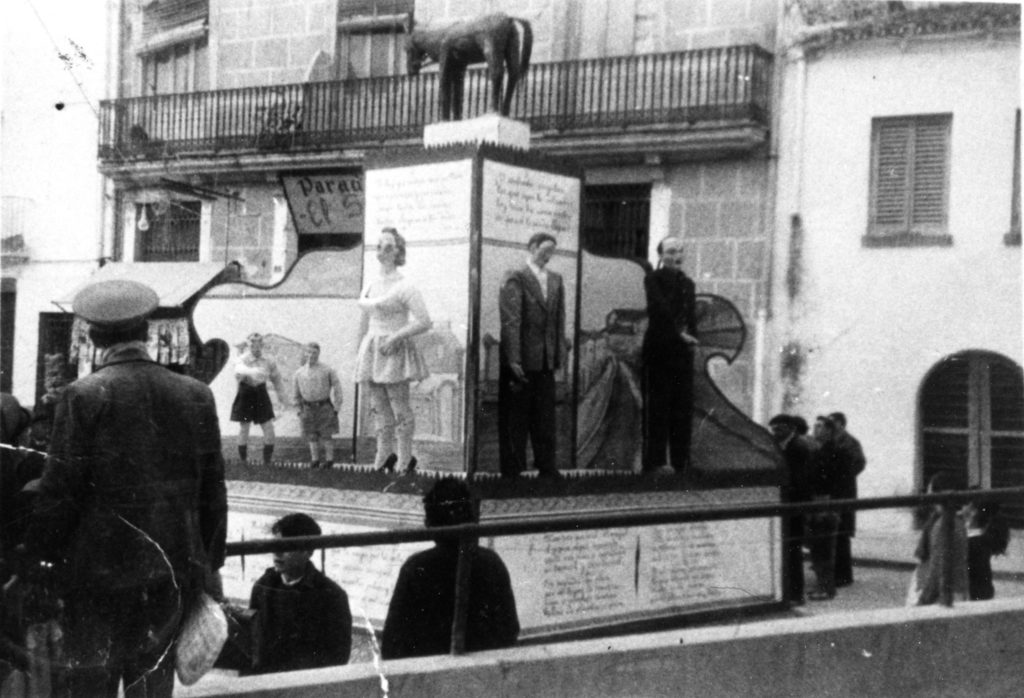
[774,38,1021,525]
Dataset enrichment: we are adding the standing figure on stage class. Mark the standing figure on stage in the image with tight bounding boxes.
[292,342,342,469]
[231,332,289,465]
[356,227,431,474]
[642,236,698,474]
[498,232,565,481]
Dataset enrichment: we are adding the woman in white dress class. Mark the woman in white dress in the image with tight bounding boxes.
[357,228,432,473]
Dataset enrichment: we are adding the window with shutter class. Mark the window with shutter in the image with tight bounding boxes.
[920,351,1024,528]
[867,115,952,247]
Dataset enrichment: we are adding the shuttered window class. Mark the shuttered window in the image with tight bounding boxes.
[868,115,951,242]
[920,352,1024,528]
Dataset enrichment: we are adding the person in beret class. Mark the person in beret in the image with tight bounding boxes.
[22,279,227,698]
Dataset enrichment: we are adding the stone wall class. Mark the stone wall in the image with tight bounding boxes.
[212,0,336,89]
[179,599,1024,698]
[665,159,770,414]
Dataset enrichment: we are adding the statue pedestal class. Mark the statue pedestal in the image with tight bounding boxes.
[423,114,531,150]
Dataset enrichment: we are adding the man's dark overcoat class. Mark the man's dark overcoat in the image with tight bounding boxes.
[25,344,227,691]
[642,266,697,471]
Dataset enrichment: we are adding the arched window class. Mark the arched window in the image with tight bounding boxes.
[919,351,1024,527]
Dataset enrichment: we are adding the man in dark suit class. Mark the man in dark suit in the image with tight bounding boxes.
[769,414,814,605]
[828,411,866,587]
[24,279,227,698]
[498,232,566,480]
[642,236,698,474]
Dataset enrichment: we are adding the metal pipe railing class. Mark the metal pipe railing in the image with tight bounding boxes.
[224,486,1024,654]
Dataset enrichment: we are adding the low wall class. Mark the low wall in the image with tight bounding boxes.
[180,598,1024,697]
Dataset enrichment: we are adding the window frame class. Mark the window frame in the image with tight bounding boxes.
[1006,109,1021,246]
[335,1,412,81]
[139,34,208,97]
[865,113,953,248]
[582,184,652,261]
[918,351,1024,528]
[134,199,203,262]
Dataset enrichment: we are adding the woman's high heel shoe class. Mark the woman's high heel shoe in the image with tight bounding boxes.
[377,453,398,474]
[403,457,417,476]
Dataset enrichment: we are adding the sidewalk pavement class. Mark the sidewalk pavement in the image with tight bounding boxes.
[854,526,1024,579]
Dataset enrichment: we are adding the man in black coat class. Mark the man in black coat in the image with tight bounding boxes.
[248,513,351,674]
[24,279,227,697]
[805,415,853,599]
[642,236,698,474]
[769,414,814,605]
[828,411,866,587]
[498,232,566,479]
[382,478,519,659]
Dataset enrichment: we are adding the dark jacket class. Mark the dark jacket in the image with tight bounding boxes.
[642,267,696,360]
[499,265,565,372]
[25,345,227,592]
[249,562,352,674]
[381,543,519,659]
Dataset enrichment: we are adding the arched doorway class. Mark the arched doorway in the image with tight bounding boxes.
[919,351,1024,527]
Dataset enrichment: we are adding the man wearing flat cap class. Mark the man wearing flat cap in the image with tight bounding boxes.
[24,279,227,697]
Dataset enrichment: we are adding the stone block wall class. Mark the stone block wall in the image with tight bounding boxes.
[665,159,770,414]
[209,184,295,283]
[416,0,775,63]
[211,0,336,89]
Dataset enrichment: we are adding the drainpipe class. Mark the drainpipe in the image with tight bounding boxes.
[98,0,124,266]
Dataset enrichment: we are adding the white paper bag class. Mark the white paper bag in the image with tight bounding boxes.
[175,593,228,686]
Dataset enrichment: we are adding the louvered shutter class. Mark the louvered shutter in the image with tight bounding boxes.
[870,115,950,236]
[910,118,949,230]
[873,121,911,230]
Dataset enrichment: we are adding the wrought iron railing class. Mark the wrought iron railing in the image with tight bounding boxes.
[98,45,771,161]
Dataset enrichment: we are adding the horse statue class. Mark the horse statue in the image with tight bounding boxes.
[405,13,533,121]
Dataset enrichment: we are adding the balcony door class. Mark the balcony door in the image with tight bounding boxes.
[920,351,1024,526]
[336,1,412,80]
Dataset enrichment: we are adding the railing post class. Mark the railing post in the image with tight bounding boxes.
[449,533,475,656]
[938,496,955,607]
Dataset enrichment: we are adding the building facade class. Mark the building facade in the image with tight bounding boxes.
[5,1,1018,529]
[85,0,777,455]
[770,1,1022,526]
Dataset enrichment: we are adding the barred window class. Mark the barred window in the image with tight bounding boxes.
[135,200,201,262]
[867,114,951,246]
[583,184,651,260]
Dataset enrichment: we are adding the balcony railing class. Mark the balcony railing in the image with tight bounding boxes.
[98,45,771,162]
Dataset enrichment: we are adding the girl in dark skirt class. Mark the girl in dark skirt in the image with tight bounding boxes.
[232,333,289,465]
